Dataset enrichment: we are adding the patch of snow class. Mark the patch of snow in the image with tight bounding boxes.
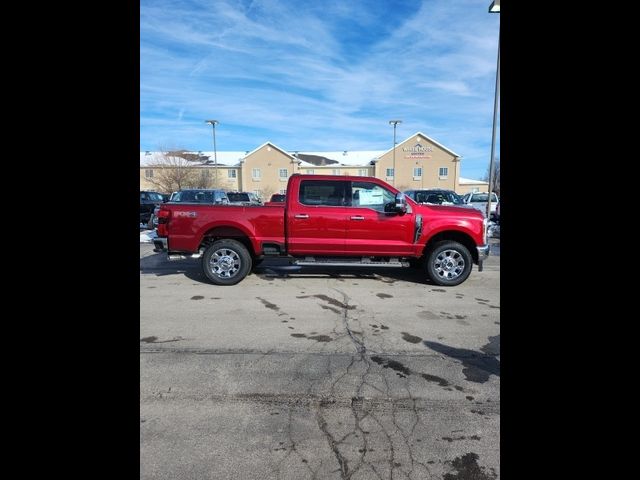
[140,229,158,243]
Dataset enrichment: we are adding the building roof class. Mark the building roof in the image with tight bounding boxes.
[140,149,383,168]
[140,133,458,168]
[140,150,247,167]
[244,141,295,160]
[458,177,489,185]
[294,151,383,167]
[377,131,461,159]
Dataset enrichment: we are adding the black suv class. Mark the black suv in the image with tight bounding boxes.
[140,191,165,225]
[403,189,470,207]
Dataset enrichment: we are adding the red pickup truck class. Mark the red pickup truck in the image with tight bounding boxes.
[154,174,489,286]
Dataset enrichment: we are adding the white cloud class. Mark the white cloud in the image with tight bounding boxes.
[140,0,500,179]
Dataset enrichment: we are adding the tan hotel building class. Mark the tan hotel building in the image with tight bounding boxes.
[140,132,488,197]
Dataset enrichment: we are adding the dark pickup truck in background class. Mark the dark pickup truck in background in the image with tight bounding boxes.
[140,191,166,225]
[148,189,229,229]
[154,174,489,287]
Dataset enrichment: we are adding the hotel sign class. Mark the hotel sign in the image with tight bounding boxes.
[403,143,433,159]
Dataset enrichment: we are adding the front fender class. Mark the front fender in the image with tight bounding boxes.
[420,217,484,246]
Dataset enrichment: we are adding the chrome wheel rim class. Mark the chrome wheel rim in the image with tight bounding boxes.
[209,248,241,278]
[433,249,465,280]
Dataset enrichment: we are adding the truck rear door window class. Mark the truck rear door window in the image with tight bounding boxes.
[299,180,349,206]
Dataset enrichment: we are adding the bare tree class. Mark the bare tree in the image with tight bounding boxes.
[144,148,204,193]
[255,187,271,201]
[483,158,500,196]
[191,168,214,189]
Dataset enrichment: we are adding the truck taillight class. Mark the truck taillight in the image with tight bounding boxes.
[157,208,171,224]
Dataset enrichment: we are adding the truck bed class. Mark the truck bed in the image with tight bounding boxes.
[159,204,285,254]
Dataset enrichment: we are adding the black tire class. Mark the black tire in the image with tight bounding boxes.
[425,241,472,287]
[202,239,252,286]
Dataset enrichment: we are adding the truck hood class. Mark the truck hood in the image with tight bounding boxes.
[414,203,485,220]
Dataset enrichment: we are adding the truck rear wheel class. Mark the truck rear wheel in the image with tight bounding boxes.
[202,239,252,286]
[425,241,472,286]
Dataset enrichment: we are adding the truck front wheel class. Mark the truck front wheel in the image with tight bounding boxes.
[425,241,472,286]
[202,239,252,286]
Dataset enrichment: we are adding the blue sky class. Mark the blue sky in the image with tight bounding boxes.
[140,0,499,180]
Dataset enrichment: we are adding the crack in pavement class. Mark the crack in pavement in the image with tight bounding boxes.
[316,410,350,478]
[142,291,498,479]
[332,289,366,356]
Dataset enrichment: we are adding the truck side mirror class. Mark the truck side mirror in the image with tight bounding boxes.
[394,192,407,214]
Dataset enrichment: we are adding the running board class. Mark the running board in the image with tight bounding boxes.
[295,257,408,268]
[167,253,202,260]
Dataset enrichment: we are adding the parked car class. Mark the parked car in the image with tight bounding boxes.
[264,193,286,207]
[170,189,229,204]
[404,189,473,208]
[461,192,499,217]
[226,192,263,206]
[140,191,165,225]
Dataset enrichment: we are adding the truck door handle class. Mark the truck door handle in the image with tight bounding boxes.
[294,214,309,219]
[350,216,365,221]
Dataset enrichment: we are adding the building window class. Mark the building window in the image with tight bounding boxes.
[413,167,422,178]
[358,169,368,176]
[280,189,287,195]
[386,168,394,178]
[306,169,314,174]
[145,169,153,178]
[439,167,449,178]
[252,168,261,180]
[279,168,288,180]
[332,169,340,175]
[228,169,237,178]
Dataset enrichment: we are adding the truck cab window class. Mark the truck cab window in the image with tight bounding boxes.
[350,181,395,212]
[299,180,349,206]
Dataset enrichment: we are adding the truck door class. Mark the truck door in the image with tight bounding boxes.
[286,179,348,255]
[345,181,416,256]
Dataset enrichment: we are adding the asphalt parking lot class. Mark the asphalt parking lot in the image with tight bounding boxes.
[140,239,500,479]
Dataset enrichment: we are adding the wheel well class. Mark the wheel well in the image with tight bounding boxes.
[424,231,478,263]
[199,226,255,258]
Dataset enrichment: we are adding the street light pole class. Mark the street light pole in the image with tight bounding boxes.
[486,1,500,220]
[389,120,402,187]
[205,120,219,188]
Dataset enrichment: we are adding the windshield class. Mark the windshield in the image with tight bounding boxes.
[470,193,498,203]
[227,193,250,202]
[171,190,217,203]
[146,192,164,202]
[414,191,464,205]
